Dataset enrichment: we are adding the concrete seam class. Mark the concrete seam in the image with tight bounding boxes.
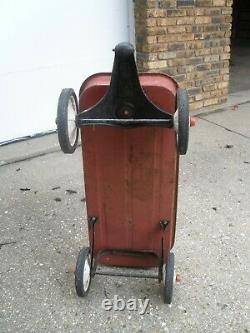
[196,116,250,140]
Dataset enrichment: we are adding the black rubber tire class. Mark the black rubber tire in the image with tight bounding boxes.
[176,88,189,155]
[163,252,175,304]
[57,88,79,154]
[75,247,92,297]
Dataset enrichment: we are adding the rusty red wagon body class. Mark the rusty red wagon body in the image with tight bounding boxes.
[79,73,178,268]
[57,43,194,304]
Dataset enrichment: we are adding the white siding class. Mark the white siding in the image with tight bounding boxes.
[0,0,133,143]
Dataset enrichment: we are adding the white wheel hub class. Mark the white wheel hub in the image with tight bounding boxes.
[163,264,166,285]
[67,96,77,146]
[174,108,191,132]
[83,255,91,292]
[173,269,176,285]
[173,109,179,132]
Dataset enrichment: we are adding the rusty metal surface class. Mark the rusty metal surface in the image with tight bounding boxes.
[79,73,179,267]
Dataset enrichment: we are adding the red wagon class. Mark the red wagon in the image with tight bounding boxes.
[57,43,194,304]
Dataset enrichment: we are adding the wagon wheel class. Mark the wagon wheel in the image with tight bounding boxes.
[174,88,190,155]
[163,252,175,304]
[75,247,92,297]
[57,88,79,154]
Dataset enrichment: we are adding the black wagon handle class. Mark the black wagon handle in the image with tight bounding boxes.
[75,42,173,128]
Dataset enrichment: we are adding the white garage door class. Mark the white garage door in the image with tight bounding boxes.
[0,0,134,143]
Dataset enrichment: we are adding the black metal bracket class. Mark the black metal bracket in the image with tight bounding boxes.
[160,219,170,231]
[95,270,159,279]
[88,216,98,225]
[88,216,98,276]
[158,219,170,282]
[76,42,173,128]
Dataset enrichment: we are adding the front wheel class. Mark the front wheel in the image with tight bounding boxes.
[174,88,190,155]
[57,88,79,154]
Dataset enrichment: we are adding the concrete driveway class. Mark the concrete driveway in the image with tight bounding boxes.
[0,97,249,332]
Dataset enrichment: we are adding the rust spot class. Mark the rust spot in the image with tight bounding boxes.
[176,273,181,283]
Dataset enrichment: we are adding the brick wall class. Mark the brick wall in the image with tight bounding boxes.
[134,0,233,110]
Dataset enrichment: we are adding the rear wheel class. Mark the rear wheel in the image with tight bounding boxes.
[163,252,175,304]
[57,88,79,154]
